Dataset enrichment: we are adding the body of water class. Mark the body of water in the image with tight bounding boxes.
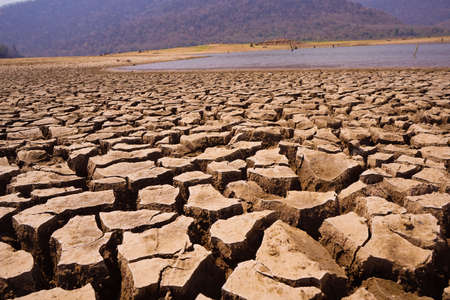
[119,43,450,71]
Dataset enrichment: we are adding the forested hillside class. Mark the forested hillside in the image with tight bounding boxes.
[0,44,21,58]
[352,0,450,26]
[0,0,448,57]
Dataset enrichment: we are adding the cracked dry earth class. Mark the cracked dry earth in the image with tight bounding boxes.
[0,66,449,300]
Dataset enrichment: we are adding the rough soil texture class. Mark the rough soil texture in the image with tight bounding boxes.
[0,63,449,300]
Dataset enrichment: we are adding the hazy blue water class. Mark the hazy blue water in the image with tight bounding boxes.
[120,43,450,70]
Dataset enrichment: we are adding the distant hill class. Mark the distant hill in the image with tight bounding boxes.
[437,19,450,30]
[0,0,448,57]
[351,0,450,26]
[0,44,21,58]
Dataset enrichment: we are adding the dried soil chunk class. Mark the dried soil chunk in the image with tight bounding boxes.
[380,144,418,159]
[209,210,277,263]
[87,149,162,177]
[50,215,112,290]
[68,146,98,176]
[260,191,338,238]
[157,157,195,175]
[138,185,181,212]
[121,257,169,300]
[34,162,76,176]
[381,162,421,178]
[99,210,177,232]
[246,109,278,121]
[7,171,84,195]
[54,142,96,158]
[92,161,155,180]
[0,141,23,157]
[0,242,35,298]
[354,196,406,219]
[112,143,152,152]
[316,143,341,154]
[383,178,438,206]
[7,128,43,141]
[143,130,180,146]
[0,157,19,185]
[360,169,390,184]
[173,171,213,201]
[412,168,450,192]
[354,215,434,288]
[367,153,394,168]
[48,126,79,139]
[0,207,16,228]
[160,144,192,158]
[222,260,323,300]
[443,286,450,300]
[206,160,245,191]
[319,212,369,268]
[127,167,172,191]
[256,220,347,298]
[196,294,213,300]
[314,128,340,144]
[118,216,195,299]
[289,114,314,130]
[223,180,281,212]
[180,132,231,151]
[0,193,33,208]
[184,184,243,223]
[89,176,127,192]
[118,216,194,263]
[404,193,450,236]
[294,128,316,143]
[420,146,450,165]
[14,284,96,300]
[296,148,361,192]
[247,166,300,197]
[17,149,48,165]
[251,127,284,145]
[370,128,404,144]
[396,155,425,166]
[279,141,300,162]
[234,126,283,146]
[194,147,241,171]
[338,181,389,212]
[121,245,216,300]
[30,186,82,203]
[410,134,448,148]
[361,277,433,300]
[100,137,142,151]
[13,190,115,254]
[339,127,371,144]
[159,245,216,299]
[378,213,442,250]
[246,148,289,168]
[341,287,377,300]
[230,141,263,158]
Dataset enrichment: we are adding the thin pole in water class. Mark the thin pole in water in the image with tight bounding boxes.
[413,44,419,58]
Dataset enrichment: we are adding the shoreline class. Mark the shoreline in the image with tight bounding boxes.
[0,36,449,70]
[110,66,450,74]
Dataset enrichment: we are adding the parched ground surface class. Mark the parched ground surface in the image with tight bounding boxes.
[0,64,449,300]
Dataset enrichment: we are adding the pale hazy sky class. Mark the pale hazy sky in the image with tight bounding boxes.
[0,0,27,6]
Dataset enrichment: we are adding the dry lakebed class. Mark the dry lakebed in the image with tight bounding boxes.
[0,59,449,300]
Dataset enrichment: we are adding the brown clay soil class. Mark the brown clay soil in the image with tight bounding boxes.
[0,60,449,300]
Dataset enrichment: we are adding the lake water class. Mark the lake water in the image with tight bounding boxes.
[120,43,450,71]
